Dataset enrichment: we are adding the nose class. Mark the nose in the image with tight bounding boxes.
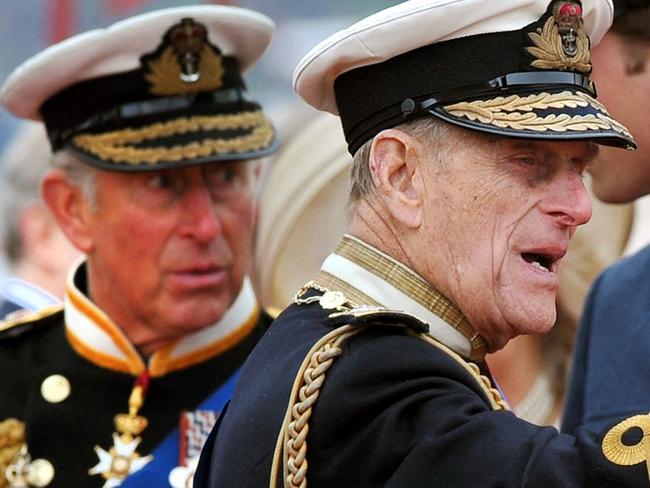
[179,183,222,243]
[540,170,592,228]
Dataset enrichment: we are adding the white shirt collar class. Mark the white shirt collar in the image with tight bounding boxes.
[64,260,260,376]
[318,235,486,361]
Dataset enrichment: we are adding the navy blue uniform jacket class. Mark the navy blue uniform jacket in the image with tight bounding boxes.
[196,298,649,487]
[563,245,650,435]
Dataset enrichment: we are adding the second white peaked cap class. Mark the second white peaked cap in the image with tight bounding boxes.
[292,0,634,155]
[0,6,277,170]
[3,6,274,121]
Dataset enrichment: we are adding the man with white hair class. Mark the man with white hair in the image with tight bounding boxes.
[562,0,650,436]
[0,121,81,318]
[0,6,277,487]
[196,1,650,486]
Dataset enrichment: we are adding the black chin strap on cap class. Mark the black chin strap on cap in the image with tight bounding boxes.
[404,70,596,116]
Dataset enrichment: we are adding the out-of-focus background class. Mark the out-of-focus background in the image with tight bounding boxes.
[0,0,397,152]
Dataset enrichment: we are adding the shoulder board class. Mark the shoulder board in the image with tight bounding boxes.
[0,304,64,340]
[326,306,430,333]
[326,306,508,412]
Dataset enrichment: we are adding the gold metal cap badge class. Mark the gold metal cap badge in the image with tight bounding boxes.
[143,17,224,96]
[527,1,591,73]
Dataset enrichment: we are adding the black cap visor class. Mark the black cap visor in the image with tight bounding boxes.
[65,106,277,171]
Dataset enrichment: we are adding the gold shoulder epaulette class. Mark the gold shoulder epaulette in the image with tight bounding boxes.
[327,306,430,333]
[0,304,63,335]
[602,413,650,484]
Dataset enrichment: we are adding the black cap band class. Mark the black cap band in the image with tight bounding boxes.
[41,56,244,151]
[331,1,626,155]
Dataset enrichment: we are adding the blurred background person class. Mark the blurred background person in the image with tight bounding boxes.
[562,0,650,435]
[0,121,81,317]
[255,111,634,428]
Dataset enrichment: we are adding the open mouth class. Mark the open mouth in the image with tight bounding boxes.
[521,252,556,272]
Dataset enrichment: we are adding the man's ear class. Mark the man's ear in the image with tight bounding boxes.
[369,129,423,228]
[41,169,95,253]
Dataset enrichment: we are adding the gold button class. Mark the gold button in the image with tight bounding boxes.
[40,375,71,403]
[27,458,55,487]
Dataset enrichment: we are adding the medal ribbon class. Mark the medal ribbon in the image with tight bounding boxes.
[120,368,240,486]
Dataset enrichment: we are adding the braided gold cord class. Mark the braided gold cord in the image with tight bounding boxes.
[413,331,510,412]
[467,363,510,411]
[270,308,509,487]
[287,328,362,488]
[270,325,364,488]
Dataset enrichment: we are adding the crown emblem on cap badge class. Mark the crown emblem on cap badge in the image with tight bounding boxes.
[143,17,224,96]
[170,18,208,83]
[554,2,583,57]
[526,1,591,73]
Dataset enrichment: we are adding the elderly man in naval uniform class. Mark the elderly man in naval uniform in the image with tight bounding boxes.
[195,0,650,487]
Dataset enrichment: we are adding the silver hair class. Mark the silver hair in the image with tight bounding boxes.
[347,116,458,212]
[50,150,98,210]
[0,122,56,263]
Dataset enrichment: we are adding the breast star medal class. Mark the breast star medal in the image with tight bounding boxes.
[89,373,153,487]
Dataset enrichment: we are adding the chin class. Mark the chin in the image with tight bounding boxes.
[167,306,226,332]
[514,310,556,336]
[480,304,556,351]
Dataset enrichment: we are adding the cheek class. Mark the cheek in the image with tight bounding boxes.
[100,211,172,265]
[220,198,256,245]
[465,202,531,281]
